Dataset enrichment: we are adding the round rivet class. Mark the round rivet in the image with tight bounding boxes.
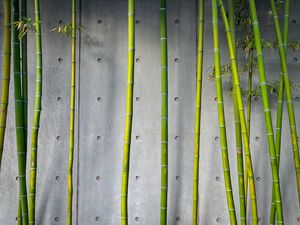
[136,97,141,101]
[58,20,63,25]
[58,58,63,63]
[176,176,180,181]
[256,177,261,182]
[293,58,298,62]
[95,216,101,221]
[176,217,180,222]
[174,97,179,102]
[97,19,102,24]
[216,218,221,223]
[174,19,180,24]
[135,216,140,221]
[174,58,180,63]
[97,97,102,102]
[255,136,260,141]
[97,136,101,141]
[215,136,219,141]
[135,20,140,24]
[215,176,220,181]
[54,217,59,222]
[57,136,61,141]
[294,97,299,101]
[97,58,102,63]
[175,136,180,141]
[96,176,101,181]
[55,176,60,181]
[292,19,297,24]
[136,176,140,180]
[136,135,140,140]
[57,97,62,101]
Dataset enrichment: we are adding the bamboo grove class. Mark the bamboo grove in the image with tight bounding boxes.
[1,0,300,224]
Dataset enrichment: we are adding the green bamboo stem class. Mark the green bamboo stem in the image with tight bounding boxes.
[212,1,237,224]
[218,1,259,224]
[13,0,29,224]
[270,1,289,223]
[121,0,135,224]
[248,0,284,224]
[0,0,12,170]
[67,0,77,224]
[28,0,43,224]
[192,0,204,224]
[160,0,168,224]
[17,197,23,225]
[228,1,246,224]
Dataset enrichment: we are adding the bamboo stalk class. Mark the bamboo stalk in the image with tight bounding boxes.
[28,0,43,224]
[0,0,12,170]
[212,1,237,224]
[13,0,29,224]
[121,0,135,224]
[67,0,77,224]
[160,0,168,224]
[192,0,204,224]
[270,0,300,224]
[248,0,284,224]
[227,1,246,224]
[218,1,259,224]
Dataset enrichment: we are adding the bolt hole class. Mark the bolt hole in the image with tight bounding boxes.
[136,58,141,62]
[216,217,221,223]
[174,97,179,102]
[57,97,62,101]
[135,20,140,24]
[97,58,102,63]
[293,57,298,62]
[175,136,180,141]
[58,58,63,63]
[96,176,101,181]
[174,19,180,24]
[135,176,140,180]
[58,20,63,25]
[54,217,59,222]
[55,176,60,181]
[292,19,297,24]
[256,177,261,182]
[255,136,260,141]
[97,136,101,141]
[95,216,101,221]
[97,97,102,102]
[97,19,102,24]
[294,97,299,101]
[136,135,140,140]
[215,176,220,181]
[214,97,218,102]
[174,58,180,63]
[176,216,181,221]
[215,136,219,141]
[16,176,19,181]
[136,97,141,101]
[135,216,140,221]
[56,136,61,141]
[176,176,180,181]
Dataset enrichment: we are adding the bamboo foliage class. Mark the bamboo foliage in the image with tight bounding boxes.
[269,0,300,212]
[270,0,290,223]
[160,0,168,224]
[0,0,12,170]
[13,0,29,224]
[248,0,284,224]
[67,0,77,224]
[227,1,246,224]
[218,1,259,224]
[29,0,43,224]
[212,1,237,224]
[192,0,204,224]
[121,0,135,224]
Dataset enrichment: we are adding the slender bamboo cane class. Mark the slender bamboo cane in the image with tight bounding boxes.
[0,0,12,170]
[218,1,259,224]
[67,0,77,224]
[270,1,289,223]
[160,0,168,224]
[121,0,135,224]
[227,1,246,224]
[247,0,284,224]
[13,0,29,224]
[192,0,204,224]
[212,1,237,224]
[270,0,300,223]
[28,0,43,224]
[17,201,23,225]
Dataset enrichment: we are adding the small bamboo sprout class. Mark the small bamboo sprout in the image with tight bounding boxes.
[160,0,168,224]
[218,1,259,224]
[0,0,12,170]
[121,0,135,225]
[13,0,29,224]
[248,0,284,224]
[212,0,237,224]
[29,0,43,224]
[67,0,77,224]
[192,0,204,224]
[227,1,246,224]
